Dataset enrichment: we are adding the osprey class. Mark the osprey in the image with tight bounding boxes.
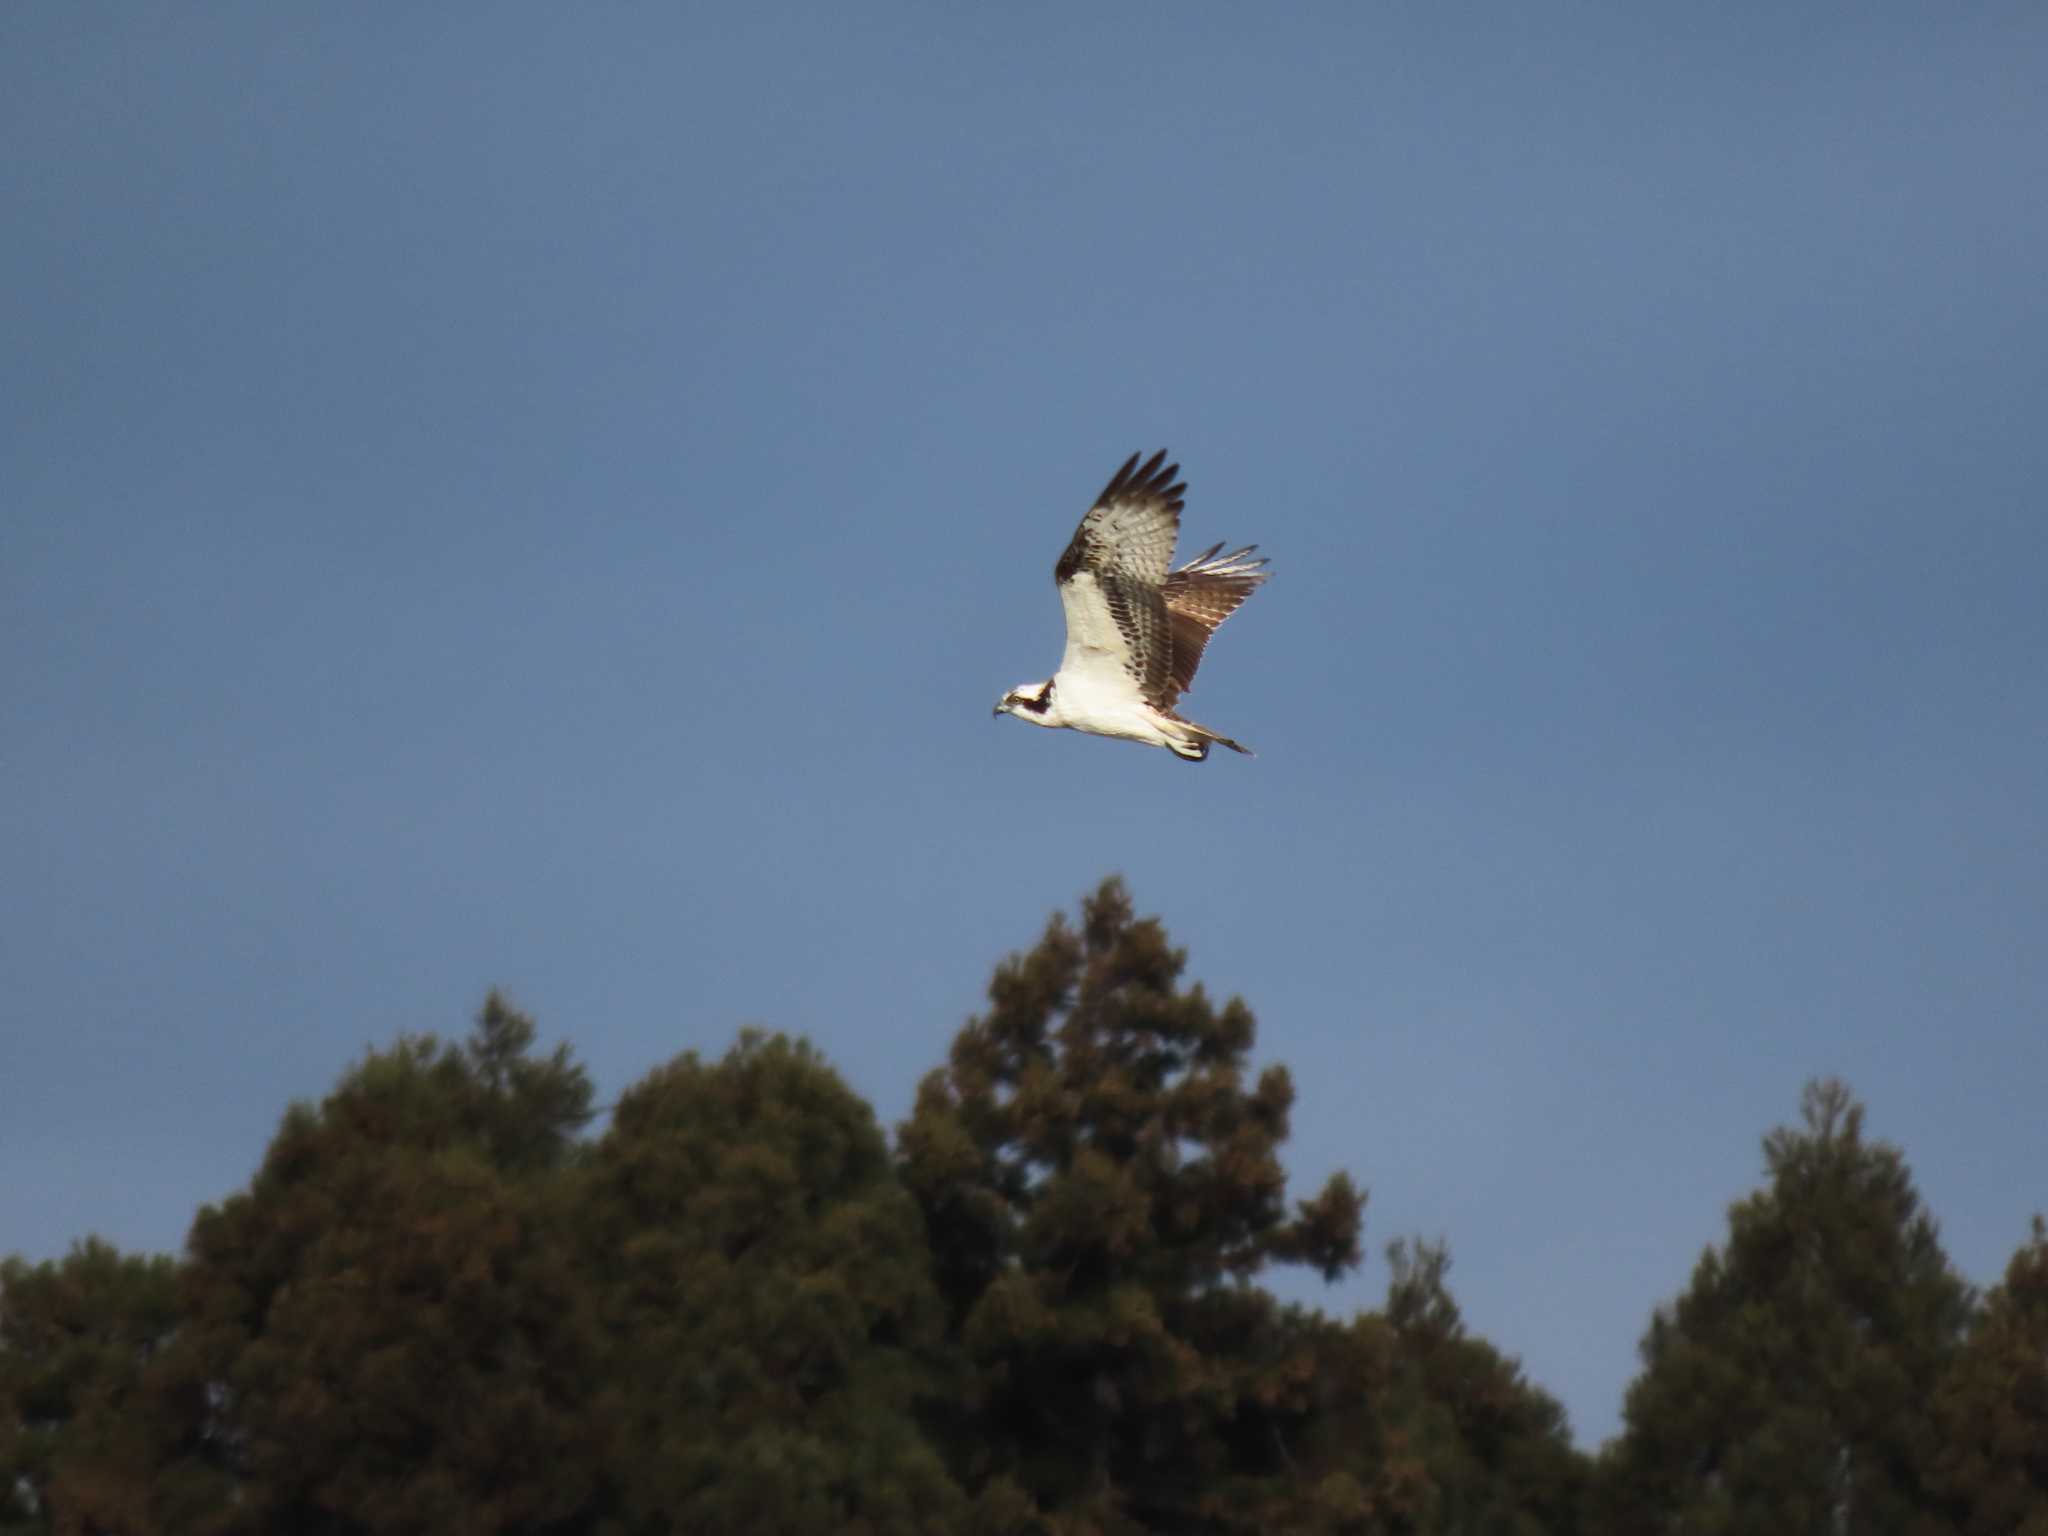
[994,450,1269,762]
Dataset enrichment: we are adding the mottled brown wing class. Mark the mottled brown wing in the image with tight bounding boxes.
[1054,449,1184,587]
[1054,450,1185,703]
[1156,542,1269,708]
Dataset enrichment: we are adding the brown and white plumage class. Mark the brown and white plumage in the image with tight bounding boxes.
[996,450,1270,761]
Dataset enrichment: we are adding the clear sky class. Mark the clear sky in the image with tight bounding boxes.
[5,5,2045,1448]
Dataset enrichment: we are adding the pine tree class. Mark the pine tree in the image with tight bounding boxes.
[898,877,1366,1533]
[0,1240,178,1533]
[1596,1079,1972,1535]
[1931,1217,2048,1535]
[148,992,603,1535]
[574,1030,964,1535]
[1379,1238,1586,1535]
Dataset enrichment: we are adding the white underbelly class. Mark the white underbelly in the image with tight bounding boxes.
[1050,666,1174,745]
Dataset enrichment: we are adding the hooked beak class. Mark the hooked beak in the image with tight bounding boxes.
[992,699,1008,718]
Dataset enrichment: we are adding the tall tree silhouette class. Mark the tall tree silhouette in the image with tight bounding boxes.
[149,993,602,1535]
[1931,1216,2048,1534]
[1597,1079,1972,1535]
[1379,1238,1585,1535]
[575,1030,964,1535]
[900,877,1364,1533]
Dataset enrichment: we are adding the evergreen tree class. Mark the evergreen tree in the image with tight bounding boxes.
[575,1030,963,1535]
[1259,1310,1439,1536]
[898,877,1366,1533]
[0,1240,177,1534]
[1596,1079,1972,1536]
[1931,1217,2048,1535]
[148,992,603,1535]
[1379,1239,1585,1535]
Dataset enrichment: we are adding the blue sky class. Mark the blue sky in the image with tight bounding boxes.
[5,5,2045,1447]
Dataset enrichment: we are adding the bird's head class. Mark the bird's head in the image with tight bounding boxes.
[994,681,1055,722]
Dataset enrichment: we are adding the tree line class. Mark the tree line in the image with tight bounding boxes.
[4,878,2043,1534]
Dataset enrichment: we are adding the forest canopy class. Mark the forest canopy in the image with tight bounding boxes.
[3,878,2040,1534]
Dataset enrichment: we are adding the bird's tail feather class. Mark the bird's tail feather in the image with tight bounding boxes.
[1166,713,1254,760]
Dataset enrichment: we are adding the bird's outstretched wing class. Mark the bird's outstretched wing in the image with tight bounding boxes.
[1054,449,1184,589]
[1053,450,1184,704]
[1158,542,1268,708]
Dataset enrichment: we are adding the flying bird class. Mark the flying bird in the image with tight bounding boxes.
[994,450,1269,761]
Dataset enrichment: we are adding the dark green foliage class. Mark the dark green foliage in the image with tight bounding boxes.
[898,877,1367,1532]
[460,991,600,1176]
[576,1030,964,1535]
[1596,1079,1973,1536]
[0,1239,178,1533]
[1250,1310,1436,1535]
[1930,1217,2048,1535]
[1378,1239,1585,1535]
[151,992,603,1535]
[36,885,2043,1535]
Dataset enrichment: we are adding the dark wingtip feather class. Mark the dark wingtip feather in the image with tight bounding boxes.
[1098,450,1145,505]
[1095,447,1185,512]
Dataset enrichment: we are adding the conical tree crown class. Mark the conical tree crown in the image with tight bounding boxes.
[575,1029,964,1536]
[149,995,601,1535]
[900,877,1364,1533]
[1598,1079,1972,1535]
[1380,1238,1585,1536]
